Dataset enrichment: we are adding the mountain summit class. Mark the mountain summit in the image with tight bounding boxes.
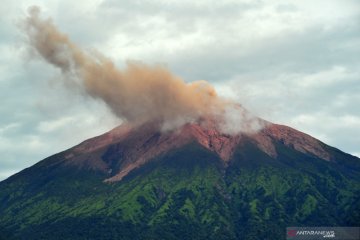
[0,117,359,240]
[62,118,335,182]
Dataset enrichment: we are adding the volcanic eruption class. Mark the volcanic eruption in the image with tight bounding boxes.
[23,6,262,134]
[1,5,359,240]
[20,6,350,184]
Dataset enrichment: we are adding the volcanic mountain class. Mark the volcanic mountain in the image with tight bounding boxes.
[0,118,359,240]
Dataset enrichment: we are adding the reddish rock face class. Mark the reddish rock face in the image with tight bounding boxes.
[263,124,331,161]
[62,118,332,182]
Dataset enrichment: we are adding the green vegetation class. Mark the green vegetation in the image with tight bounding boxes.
[0,142,359,240]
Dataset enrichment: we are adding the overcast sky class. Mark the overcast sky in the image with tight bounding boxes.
[1,0,359,180]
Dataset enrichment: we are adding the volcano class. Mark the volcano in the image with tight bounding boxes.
[0,117,359,240]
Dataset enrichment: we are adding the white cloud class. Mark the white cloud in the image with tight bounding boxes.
[0,123,21,134]
[296,66,356,88]
[37,116,74,133]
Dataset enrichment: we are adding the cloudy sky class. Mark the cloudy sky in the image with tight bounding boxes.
[1,0,359,180]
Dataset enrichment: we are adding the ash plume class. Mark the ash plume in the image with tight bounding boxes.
[23,6,263,133]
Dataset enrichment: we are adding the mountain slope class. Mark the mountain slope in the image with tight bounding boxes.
[0,121,359,240]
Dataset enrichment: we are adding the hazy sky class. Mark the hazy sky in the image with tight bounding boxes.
[1,0,359,180]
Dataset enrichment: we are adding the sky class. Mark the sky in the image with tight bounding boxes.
[0,0,359,180]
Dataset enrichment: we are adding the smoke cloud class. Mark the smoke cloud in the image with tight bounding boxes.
[23,6,263,133]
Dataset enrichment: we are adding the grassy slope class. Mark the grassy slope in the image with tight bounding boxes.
[0,141,359,240]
